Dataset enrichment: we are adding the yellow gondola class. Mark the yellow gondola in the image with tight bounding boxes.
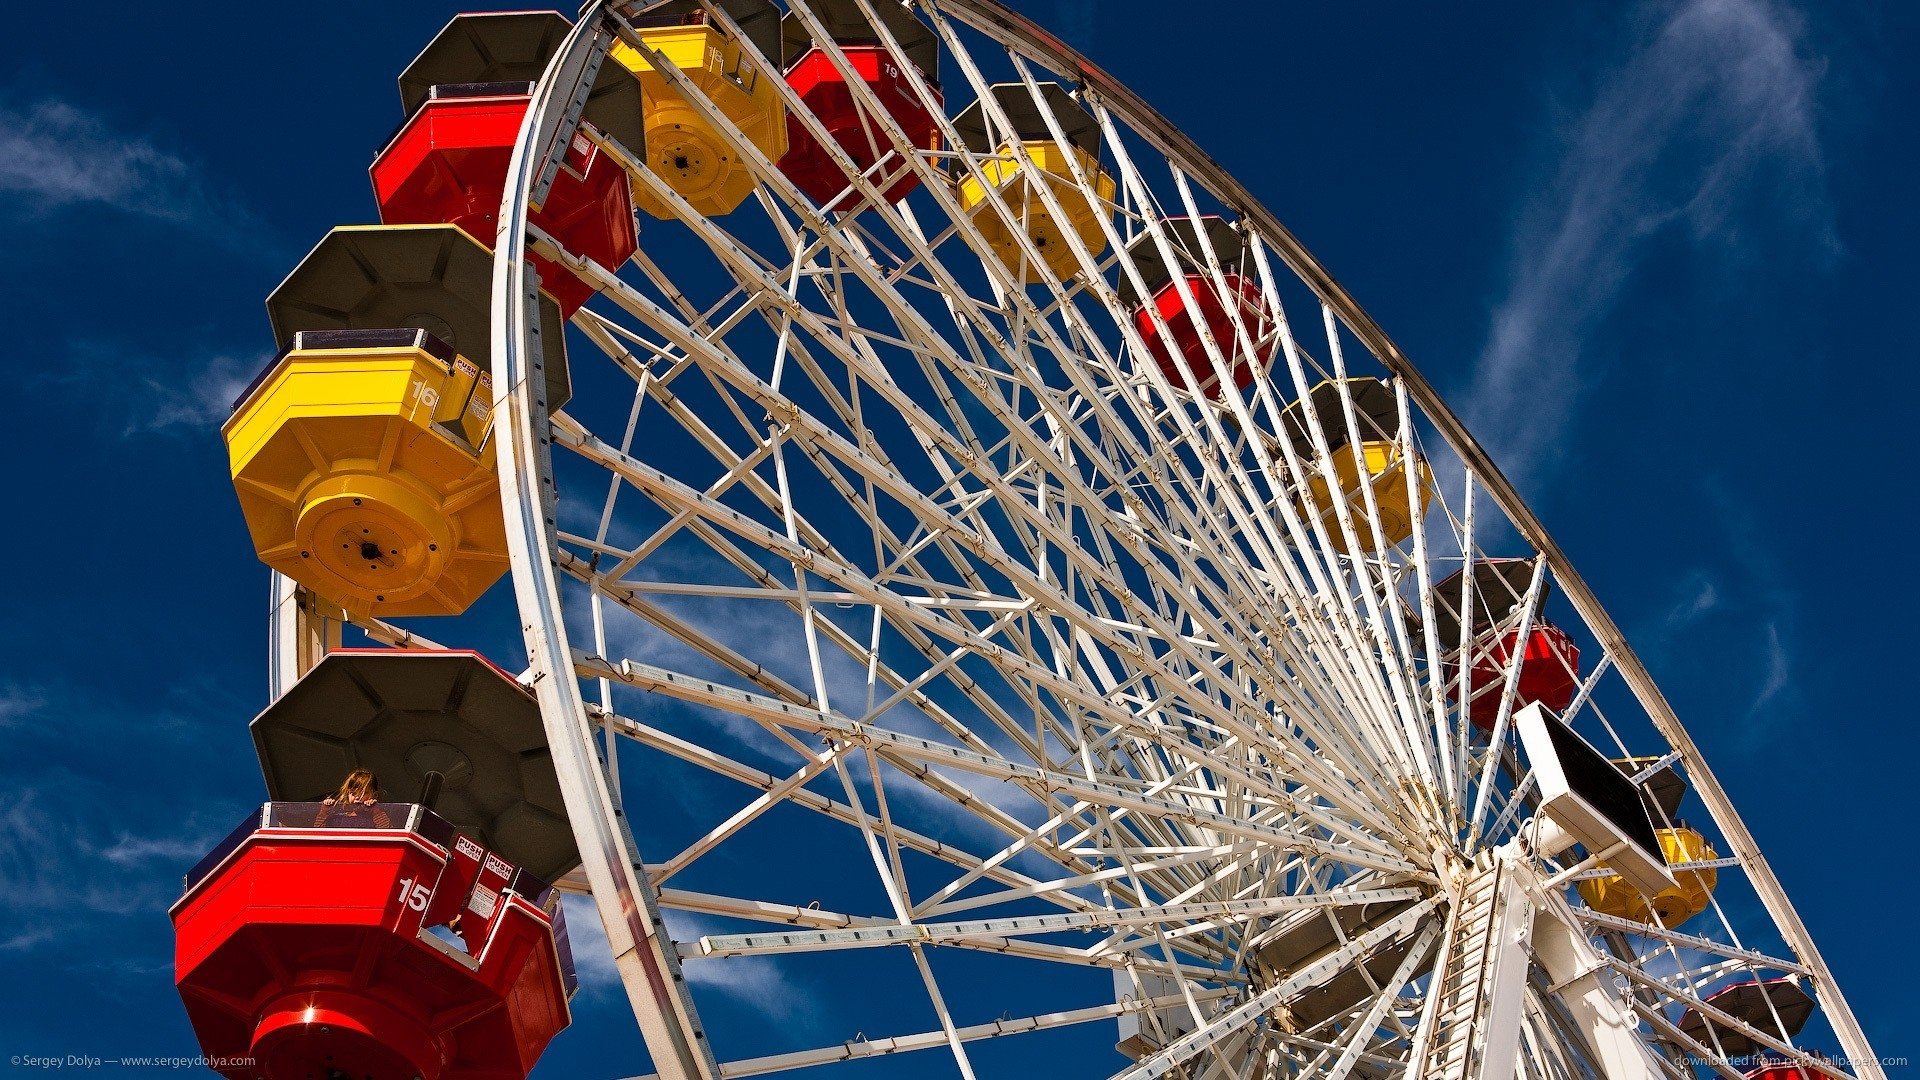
[1280,378,1434,554]
[952,83,1115,283]
[1577,826,1719,927]
[225,224,569,617]
[616,0,788,218]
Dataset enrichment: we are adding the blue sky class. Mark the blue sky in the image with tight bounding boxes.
[1,0,1914,1074]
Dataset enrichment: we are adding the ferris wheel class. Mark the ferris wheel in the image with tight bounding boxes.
[173,1,1883,1078]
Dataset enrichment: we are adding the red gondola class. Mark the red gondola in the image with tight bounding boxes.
[172,802,574,1080]
[1122,217,1268,398]
[1456,622,1580,730]
[1746,1059,1838,1080]
[372,82,637,316]
[777,0,942,211]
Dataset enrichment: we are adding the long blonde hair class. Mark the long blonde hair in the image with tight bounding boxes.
[331,768,380,805]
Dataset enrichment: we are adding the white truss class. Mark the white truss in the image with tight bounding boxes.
[263,0,1887,1077]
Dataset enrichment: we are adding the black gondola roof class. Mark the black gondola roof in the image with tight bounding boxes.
[1278,377,1400,460]
[1426,557,1548,647]
[780,0,939,80]
[1117,216,1247,304]
[952,82,1099,155]
[397,10,646,154]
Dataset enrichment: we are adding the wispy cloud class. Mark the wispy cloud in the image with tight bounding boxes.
[1,98,220,222]
[1704,483,1802,726]
[1468,0,1833,487]
[561,895,811,1025]
[129,353,261,435]
[560,894,620,992]
[1634,484,1803,733]
[0,96,280,257]
[1749,619,1790,713]
[666,911,811,1023]
[1638,570,1724,657]
[0,783,239,923]
[0,684,46,728]
[43,340,266,438]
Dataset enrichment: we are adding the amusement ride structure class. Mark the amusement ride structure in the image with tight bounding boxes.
[169,2,1881,1078]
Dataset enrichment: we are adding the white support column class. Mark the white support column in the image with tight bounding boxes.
[1528,889,1667,1080]
[1477,865,1536,1080]
[266,572,337,701]
[493,8,717,1079]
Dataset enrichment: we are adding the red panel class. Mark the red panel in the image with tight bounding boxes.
[1131,273,1267,398]
[372,94,636,316]
[174,829,570,1080]
[174,836,428,974]
[780,47,941,211]
[253,991,444,1080]
[423,831,486,934]
[1450,622,1581,731]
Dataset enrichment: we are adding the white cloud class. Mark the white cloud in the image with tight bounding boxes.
[1467,0,1832,487]
[1634,486,1802,731]
[666,911,810,1022]
[0,99,220,224]
[1702,484,1802,724]
[0,785,230,921]
[0,96,283,261]
[1636,570,1723,657]
[99,831,225,868]
[1749,619,1790,714]
[560,893,621,992]
[43,341,267,438]
[0,925,57,953]
[0,684,45,728]
[129,353,262,435]
[562,894,810,1023]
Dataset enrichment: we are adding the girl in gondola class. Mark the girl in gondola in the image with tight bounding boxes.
[315,768,392,828]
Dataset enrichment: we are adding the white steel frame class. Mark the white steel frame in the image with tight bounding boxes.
[263,1,1882,1078]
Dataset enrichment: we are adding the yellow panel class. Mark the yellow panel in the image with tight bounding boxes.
[957,141,1116,283]
[1297,440,1435,555]
[614,26,789,218]
[1576,827,1719,928]
[224,345,506,617]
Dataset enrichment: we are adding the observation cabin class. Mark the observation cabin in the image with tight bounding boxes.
[1244,895,1433,1036]
[1576,824,1716,927]
[616,0,790,219]
[1278,377,1434,555]
[1679,978,1820,1061]
[174,649,583,1078]
[1574,755,1718,928]
[1428,558,1580,732]
[172,800,574,1080]
[227,225,569,618]
[952,82,1115,283]
[251,649,580,883]
[376,10,647,317]
[777,0,942,211]
[1118,216,1269,400]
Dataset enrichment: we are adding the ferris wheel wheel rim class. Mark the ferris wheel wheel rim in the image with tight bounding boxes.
[475,0,1883,1075]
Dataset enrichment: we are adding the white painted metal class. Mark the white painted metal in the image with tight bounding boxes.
[1416,859,1533,1080]
[1529,888,1668,1080]
[443,0,1887,1076]
[1513,704,1674,899]
[492,8,718,1078]
[266,573,336,701]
